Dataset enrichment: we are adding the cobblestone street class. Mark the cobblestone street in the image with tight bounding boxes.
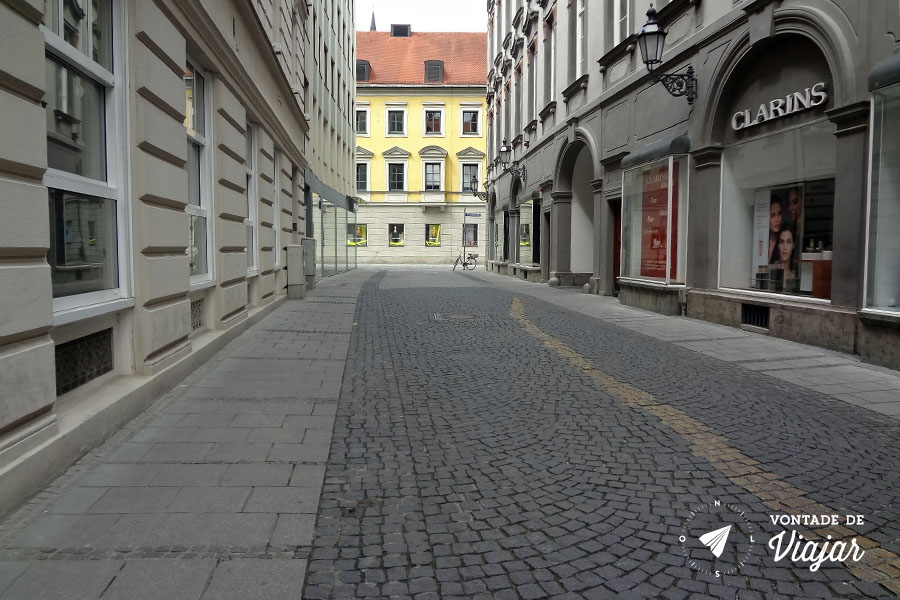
[2,268,900,599]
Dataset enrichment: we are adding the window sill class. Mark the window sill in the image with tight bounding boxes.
[189,278,216,293]
[53,297,135,327]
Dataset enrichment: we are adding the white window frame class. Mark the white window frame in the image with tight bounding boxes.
[43,0,132,315]
[355,103,370,136]
[355,161,369,192]
[386,161,408,192]
[245,122,258,276]
[422,104,445,137]
[273,149,282,268]
[460,105,482,137]
[613,0,629,47]
[422,160,444,191]
[576,0,586,77]
[461,163,481,193]
[385,104,408,137]
[186,59,214,290]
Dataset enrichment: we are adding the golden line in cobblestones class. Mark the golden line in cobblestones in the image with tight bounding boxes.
[510,297,900,595]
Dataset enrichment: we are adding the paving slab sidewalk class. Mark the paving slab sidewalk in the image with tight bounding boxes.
[460,268,900,420]
[0,270,372,600]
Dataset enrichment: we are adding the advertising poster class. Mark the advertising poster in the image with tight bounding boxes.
[640,162,678,279]
[752,191,770,282]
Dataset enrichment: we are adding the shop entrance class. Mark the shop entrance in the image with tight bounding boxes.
[611,199,621,292]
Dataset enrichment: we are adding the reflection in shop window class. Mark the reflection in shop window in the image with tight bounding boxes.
[389,224,405,246]
[48,189,118,298]
[425,224,441,246]
[348,223,367,246]
[720,121,835,298]
[868,83,900,312]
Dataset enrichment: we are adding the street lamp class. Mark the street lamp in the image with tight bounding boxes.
[637,4,696,105]
[470,175,488,200]
[499,138,527,184]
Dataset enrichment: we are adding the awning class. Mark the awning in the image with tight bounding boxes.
[869,48,900,91]
[620,132,691,170]
[306,169,354,211]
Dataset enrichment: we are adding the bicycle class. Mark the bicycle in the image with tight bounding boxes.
[453,251,478,271]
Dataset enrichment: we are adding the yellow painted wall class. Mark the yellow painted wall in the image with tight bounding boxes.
[356,90,486,203]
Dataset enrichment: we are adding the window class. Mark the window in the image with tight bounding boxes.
[424,163,442,191]
[245,123,258,272]
[424,109,443,135]
[462,164,480,192]
[613,0,629,47]
[356,162,368,191]
[462,109,480,135]
[388,163,405,191]
[391,24,411,37]
[720,121,835,298]
[868,82,900,311]
[622,156,688,284]
[185,61,211,280]
[425,224,441,246]
[387,109,406,135]
[348,223,367,246]
[425,60,444,83]
[43,0,123,306]
[355,108,369,135]
[273,149,282,268]
[389,224,405,246]
[528,43,537,122]
[463,224,478,247]
[577,0,586,77]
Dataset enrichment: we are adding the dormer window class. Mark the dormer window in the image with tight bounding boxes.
[425,60,444,83]
[356,60,370,82]
[390,24,411,37]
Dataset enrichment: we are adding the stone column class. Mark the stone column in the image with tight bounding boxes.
[827,102,870,308]
[540,183,553,282]
[591,178,612,294]
[508,208,520,265]
[549,190,572,284]
[688,145,724,290]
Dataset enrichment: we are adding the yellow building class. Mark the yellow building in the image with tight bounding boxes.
[354,26,487,263]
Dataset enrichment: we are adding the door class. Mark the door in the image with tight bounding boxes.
[612,199,622,292]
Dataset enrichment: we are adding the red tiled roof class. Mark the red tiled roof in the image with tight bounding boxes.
[356,31,487,85]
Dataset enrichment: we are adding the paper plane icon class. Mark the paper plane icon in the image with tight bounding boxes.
[699,525,732,558]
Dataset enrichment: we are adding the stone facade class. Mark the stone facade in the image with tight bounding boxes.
[485,0,900,370]
[0,0,351,514]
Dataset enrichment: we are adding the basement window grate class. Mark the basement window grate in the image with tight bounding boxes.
[741,303,770,329]
[191,299,204,331]
[55,328,113,396]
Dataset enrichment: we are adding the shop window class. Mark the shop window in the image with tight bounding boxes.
[348,223,367,246]
[463,223,478,247]
[720,121,835,298]
[621,156,688,284]
[867,82,900,311]
[426,224,441,246]
[520,224,531,246]
[388,224,405,246]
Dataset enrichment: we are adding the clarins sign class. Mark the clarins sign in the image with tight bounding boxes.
[731,82,828,131]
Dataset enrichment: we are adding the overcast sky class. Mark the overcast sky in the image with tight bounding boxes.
[354,0,488,32]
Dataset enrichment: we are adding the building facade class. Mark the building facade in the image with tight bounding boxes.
[306,0,358,278]
[0,0,352,513]
[354,26,487,264]
[485,0,900,369]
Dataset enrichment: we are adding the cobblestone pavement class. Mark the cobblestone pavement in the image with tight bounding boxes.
[2,267,900,599]
[303,269,900,600]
